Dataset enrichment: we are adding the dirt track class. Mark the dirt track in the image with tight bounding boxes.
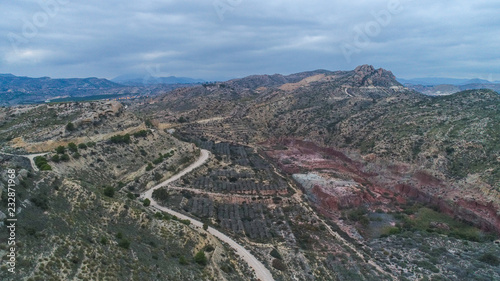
[141,149,275,281]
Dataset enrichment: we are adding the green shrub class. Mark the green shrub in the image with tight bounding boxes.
[34,156,47,166]
[55,146,65,154]
[133,130,149,138]
[270,248,282,259]
[153,189,169,201]
[31,196,49,210]
[347,207,368,222]
[194,251,207,266]
[179,256,189,265]
[66,122,75,131]
[146,163,154,171]
[51,155,60,163]
[60,154,70,162]
[34,156,52,170]
[68,142,78,152]
[272,258,287,271]
[78,143,87,149]
[118,239,130,249]
[40,164,52,171]
[100,237,108,245]
[152,155,164,165]
[478,253,500,266]
[103,186,115,197]
[143,198,151,207]
[86,141,96,147]
[110,134,131,144]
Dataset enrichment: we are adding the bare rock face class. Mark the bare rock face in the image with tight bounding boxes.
[430,221,451,231]
[353,64,399,87]
[74,101,123,127]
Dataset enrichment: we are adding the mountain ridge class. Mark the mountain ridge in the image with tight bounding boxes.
[112,74,205,86]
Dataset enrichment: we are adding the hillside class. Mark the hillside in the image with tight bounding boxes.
[1,65,499,281]
[131,65,500,280]
[0,102,256,281]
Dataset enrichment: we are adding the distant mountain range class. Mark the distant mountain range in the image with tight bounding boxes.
[0,73,204,105]
[1,71,497,105]
[112,74,204,86]
[397,77,500,96]
[397,77,498,86]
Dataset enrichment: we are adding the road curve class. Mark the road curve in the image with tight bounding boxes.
[0,152,49,172]
[141,149,275,281]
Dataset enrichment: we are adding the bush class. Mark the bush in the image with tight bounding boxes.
[110,134,131,144]
[146,163,154,171]
[40,164,52,171]
[103,186,115,197]
[194,251,207,265]
[31,196,49,210]
[100,237,108,245]
[153,173,162,181]
[66,122,75,131]
[34,156,48,167]
[152,155,164,165]
[86,141,96,147]
[348,207,368,222]
[270,248,282,260]
[143,198,151,207]
[133,130,149,138]
[387,227,401,235]
[272,258,287,271]
[153,189,169,201]
[34,156,52,170]
[55,146,65,154]
[203,223,208,231]
[179,256,189,265]
[60,154,70,162]
[68,142,78,152]
[478,253,500,266]
[118,239,130,249]
[51,155,60,163]
[78,143,87,149]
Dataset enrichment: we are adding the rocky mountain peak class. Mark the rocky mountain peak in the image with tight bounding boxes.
[354,64,376,74]
[352,64,399,87]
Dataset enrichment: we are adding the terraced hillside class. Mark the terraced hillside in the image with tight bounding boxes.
[0,101,256,281]
[134,65,500,280]
[1,65,499,281]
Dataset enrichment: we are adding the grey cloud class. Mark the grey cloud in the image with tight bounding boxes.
[1,0,499,81]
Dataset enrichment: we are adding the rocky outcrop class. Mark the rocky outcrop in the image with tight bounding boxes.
[353,65,400,87]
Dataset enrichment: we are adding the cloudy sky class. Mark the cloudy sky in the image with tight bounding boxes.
[1,0,499,81]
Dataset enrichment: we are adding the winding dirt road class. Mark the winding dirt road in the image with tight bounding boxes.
[141,149,275,281]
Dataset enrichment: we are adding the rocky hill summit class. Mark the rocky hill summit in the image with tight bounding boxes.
[351,64,401,87]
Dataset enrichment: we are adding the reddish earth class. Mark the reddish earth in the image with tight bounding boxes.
[260,138,500,234]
